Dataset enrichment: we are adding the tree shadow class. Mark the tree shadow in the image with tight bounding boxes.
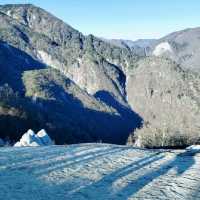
[0,166,65,200]
[65,151,164,199]
[65,150,196,199]
[6,146,122,174]
[188,183,200,200]
[34,146,125,176]
[115,151,197,199]
[0,146,198,200]
[3,144,99,168]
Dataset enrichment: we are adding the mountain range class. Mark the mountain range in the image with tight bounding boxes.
[0,4,199,147]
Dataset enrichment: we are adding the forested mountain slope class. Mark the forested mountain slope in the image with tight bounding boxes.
[0,4,199,147]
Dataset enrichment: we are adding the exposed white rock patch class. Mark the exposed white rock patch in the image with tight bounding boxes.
[14,129,42,147]
[14,129,53,147]
[77,57,83,65]
[37,51,100,95]
[32,14,36,20]
[36,51,87,91]
[37,50,71,79]
[6,10,11,17]
[186,145,200,153]
[153,42,173,56]
[37,50,62,70]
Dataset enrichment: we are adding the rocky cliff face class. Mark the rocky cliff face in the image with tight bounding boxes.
[0,4,138,102]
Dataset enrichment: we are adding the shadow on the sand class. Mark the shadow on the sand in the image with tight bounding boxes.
[0,146,197,200]
[66,151,196,199]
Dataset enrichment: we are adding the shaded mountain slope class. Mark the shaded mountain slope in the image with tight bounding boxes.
[22,68,142,144]
[0,4,143,144]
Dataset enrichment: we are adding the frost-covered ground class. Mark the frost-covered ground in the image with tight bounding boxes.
[0,143,200,200]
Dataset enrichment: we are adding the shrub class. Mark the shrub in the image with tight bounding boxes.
[127,122,200,149]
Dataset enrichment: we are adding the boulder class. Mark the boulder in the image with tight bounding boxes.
[36,129,53,145]
[186,145,200,153]
[14,142,22,147]
[20,129,43,146]
[14,129,53,147]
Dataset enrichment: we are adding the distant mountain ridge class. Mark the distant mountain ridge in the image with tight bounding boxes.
[102,38,156,56]
[106,27,200,71]
[105,38,156,48]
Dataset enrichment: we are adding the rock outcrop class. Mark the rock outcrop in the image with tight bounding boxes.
[14,129,53,147]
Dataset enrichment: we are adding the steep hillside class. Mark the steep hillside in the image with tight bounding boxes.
[0,4,138,102]
[126,57,200,147]
[0,4,142,144]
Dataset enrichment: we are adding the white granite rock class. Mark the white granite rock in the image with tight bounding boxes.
[37,129,53,145]
[14,129,53,147]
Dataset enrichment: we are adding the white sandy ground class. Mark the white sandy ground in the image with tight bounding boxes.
[0,143,200,200]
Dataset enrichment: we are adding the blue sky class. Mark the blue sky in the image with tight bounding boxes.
[1,0,200,40]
